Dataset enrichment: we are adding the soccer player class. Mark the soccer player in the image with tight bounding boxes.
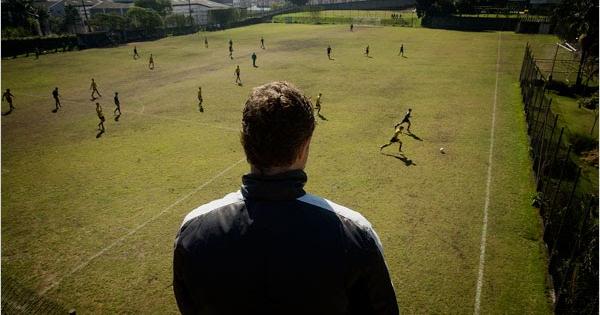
[364,45,370,57]
[229,39,233,48]
[204,37,208,48]
[90,78,101,99]
[260,36,265,49]
[113,92,121,116]
[251,52,257,67]
[2,89,15,111]
[398,108,412,132]
[399,44,404,56]
[315,93,322,115]
[133,46,140,59]
[229,45,233,59]
[327,45,332,59]
[235,65,242,84]
[149,54,155,70]
[96,102,105,132]
[380,125,404,152]
[52,87,61,111]
[197,86,204,112]
[350,23,354,31]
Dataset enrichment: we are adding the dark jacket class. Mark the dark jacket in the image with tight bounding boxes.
[173,170,399,315]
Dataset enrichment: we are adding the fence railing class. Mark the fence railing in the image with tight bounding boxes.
[519,44,598,314]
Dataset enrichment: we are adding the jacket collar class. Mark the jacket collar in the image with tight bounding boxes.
[241,170,307,201]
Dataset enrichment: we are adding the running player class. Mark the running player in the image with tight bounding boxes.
[364,45,370,57]
[52,87,61,111]
[380,125,404,152]
[133,46,140,59]
[398,108,412,132]
[2,89,15,111]
[251,52,257,67]
[90,78,101,99]
[96,102,105,132]
[235,65,241,84]
[350,23,354,31]
[260,36,265,49]
[113,92,121,115]
[327,45,332,59]
[149,53,155,70]
[399,44,404,56]
[229,45,233,59]
[198,86,204,112]
[315,93,322,115]
[204,37,208,48]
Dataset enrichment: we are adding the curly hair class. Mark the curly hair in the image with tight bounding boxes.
[241,81,315,169]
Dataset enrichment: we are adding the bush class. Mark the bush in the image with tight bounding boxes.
[578,92,599,110]
[570,133,598,154]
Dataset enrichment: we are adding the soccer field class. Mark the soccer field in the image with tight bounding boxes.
[2,23,556,314]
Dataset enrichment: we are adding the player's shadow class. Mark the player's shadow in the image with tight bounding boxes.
[366,55,373,59]
[52,108,59,113]
[237,82,243,86]
[406,132,423,141]
[402,55,408,58]
[381,152,416,166]
[317,113,328,121]
[2,108,14,116]
[253,65,259,68]
[96,130,105,138]
[328,57,335,60]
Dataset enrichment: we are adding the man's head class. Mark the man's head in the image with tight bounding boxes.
[6,89,9,92]
[241,81,315,174]
[115,92,118,96]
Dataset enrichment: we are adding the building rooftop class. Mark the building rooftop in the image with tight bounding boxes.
[171,0,231,8]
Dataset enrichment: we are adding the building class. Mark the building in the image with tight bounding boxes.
[90,1,133,16]
[171,0,231,25]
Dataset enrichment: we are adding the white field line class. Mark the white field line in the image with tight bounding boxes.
[39,158,245,296]
[473,31,502,315]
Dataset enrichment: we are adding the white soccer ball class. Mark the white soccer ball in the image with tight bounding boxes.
[440,147,445,153]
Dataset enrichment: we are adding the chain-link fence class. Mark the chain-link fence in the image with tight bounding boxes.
[520,44,598,314]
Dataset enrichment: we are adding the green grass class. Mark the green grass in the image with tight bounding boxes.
[273,10,421,27]
[2,23,556,313]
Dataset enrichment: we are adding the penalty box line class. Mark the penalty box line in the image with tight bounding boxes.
[473,31,502,315]
[39,158,245,296]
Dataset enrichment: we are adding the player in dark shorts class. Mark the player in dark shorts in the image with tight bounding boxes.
[52,87,61,111]
[96,102,106,132]
[198,86,204,112]
[350,23,354,31]
[2,89,15,111]
[149,54,155,70]
[315,93,322,114]
[260,36,265,49]
[204,37,208,48]
[251,52,257,67]
[364,45,370,57]
[327,45,332,59]
[380,125,404,152]
[235,65,241,84]
[399,44,404,56]
[398,108,412,132]
[113,92,121,115]
[90,78,101,99]
[133,46,140,59]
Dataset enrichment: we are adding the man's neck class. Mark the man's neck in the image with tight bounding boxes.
[250,165,303,176]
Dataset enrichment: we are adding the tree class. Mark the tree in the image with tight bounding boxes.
[133,0,172,16]
[90,13,128,31]
[286,0,308,6]
[552,0,598,89]
[416,0,455,18]
[164,13,188,28]
[63,4,81,33]
[127,6,163,30]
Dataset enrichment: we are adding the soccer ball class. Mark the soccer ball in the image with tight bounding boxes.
[440,148,445,154]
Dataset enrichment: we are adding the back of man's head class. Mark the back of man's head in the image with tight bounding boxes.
[241,81,315,170]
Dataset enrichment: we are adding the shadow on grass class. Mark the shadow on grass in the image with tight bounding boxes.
[381,152,416,166]
[2,108,14,116]
[406,132,423,141]
[2,277,71,314]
